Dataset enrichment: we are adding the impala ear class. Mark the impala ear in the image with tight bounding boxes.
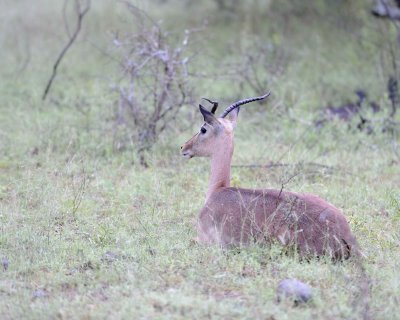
[199,104,219,126]
[225,107,240,128]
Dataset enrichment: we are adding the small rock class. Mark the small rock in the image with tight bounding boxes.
[32,288,49,299]
[277,278,313,305]
[31,147,39,156]
[79,260,96,271]
[2,257,9,271]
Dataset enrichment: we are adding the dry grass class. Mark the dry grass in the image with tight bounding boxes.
[1,0,399,319]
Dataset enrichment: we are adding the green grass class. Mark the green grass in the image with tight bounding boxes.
[1,0,400,319]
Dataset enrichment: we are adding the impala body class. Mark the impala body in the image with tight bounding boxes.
[181,94,358,259]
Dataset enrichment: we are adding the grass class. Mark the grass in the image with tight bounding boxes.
[1,0,400,319]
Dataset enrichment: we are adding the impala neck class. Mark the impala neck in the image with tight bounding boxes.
[206,141,234,203]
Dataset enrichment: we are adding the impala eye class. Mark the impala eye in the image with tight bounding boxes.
[200,127,207,134]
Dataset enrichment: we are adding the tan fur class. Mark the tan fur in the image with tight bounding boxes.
[181,107,358,259]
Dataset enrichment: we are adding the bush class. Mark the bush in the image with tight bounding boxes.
[111,4,198,166]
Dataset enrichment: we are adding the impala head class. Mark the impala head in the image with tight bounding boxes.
[181,93,270,159]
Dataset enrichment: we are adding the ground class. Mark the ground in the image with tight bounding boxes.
[0,1,399,319]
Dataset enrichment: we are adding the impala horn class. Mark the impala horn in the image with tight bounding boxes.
[202,98,219,114]
[220,92,271,118]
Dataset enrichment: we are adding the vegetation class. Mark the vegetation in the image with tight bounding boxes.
[0,0,399,319]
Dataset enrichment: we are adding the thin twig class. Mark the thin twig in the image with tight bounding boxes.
[232,161,336,171]
[232,162,354,177]
[276,171,302,204]
[42,0,91,100]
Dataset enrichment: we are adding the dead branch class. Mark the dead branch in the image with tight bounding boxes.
[112,4,199,166]
[276,170,302,205]
[232,161,343,174]
[232,162,333,169]
[42,0,91,101]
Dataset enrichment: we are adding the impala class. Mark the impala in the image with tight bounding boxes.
[181,93,359,259]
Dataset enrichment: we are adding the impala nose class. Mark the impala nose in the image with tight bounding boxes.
[181,146,192,159]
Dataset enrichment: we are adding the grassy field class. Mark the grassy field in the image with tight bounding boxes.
[1,1,400,319]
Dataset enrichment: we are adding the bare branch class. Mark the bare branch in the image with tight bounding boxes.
[111,4,199,165]
[42,0,91,101]
[232,161,340,173]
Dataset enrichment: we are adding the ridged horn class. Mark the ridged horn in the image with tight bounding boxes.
[202,98,219,114]
[220,92,271,118]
